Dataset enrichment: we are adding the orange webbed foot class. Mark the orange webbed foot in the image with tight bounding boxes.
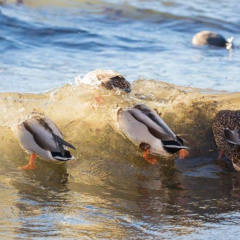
[145,157,158,165]
[18,164,37,170]
[142,147,158,165]
[217,149,228,168]
[218,149,224,161]
[18,154,37,170]
[178,149,189,160]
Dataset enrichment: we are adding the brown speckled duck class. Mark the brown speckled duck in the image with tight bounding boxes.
[212,110,240,171]
[80,69,131,105]
[81,69,131,93]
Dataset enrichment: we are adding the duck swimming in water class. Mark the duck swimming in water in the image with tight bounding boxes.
[213,110,240,171]
[13,114,76,170]
[192,31,233,50]
[118,104,189,164]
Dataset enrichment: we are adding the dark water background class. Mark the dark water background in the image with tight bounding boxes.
[1,1,240,239]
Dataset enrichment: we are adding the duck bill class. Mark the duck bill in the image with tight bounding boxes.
[178,149,189,160]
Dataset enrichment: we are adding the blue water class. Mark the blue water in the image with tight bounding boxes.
[0,0,240,93]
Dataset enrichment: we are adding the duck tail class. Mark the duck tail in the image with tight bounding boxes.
[162,136,189,154]
[52,133,76,150]
[176,135,188,144]
[51,150,74,161]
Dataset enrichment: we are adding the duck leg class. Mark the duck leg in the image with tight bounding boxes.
[143,149,157,165]
[218,149,224,161]
[18,154,37,170]
[217,149,228,168]
[178,149,189,160]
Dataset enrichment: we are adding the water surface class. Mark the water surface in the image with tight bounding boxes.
[1,0,240,239]
[0,0,240,92]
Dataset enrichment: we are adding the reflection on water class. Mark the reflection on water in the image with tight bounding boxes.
[11,164,70,238]
[1,154,240,238]
[0,80,239,238]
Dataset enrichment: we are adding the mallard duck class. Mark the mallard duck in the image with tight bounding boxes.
[13,114,76,170]
[117,104,189,164]
[213,110,240,171]
[192,31,233,50]
[80,69,131,105]
[81,69,131,93]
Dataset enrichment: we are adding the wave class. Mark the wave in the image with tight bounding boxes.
[1,80,240,240]
[1,1,238,31]
[0,80,239,185]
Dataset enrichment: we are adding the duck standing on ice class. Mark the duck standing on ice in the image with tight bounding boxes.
[118,104,189,164]
[13,114,76,170]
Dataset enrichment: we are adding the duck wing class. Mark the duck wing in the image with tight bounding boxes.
[224,128,240,145]
[133,104,177,140]
[41,117,76,150]
[52,133,76,150]
[24,116,75,155]
[128,108,173,141]
[145,112,176,140]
